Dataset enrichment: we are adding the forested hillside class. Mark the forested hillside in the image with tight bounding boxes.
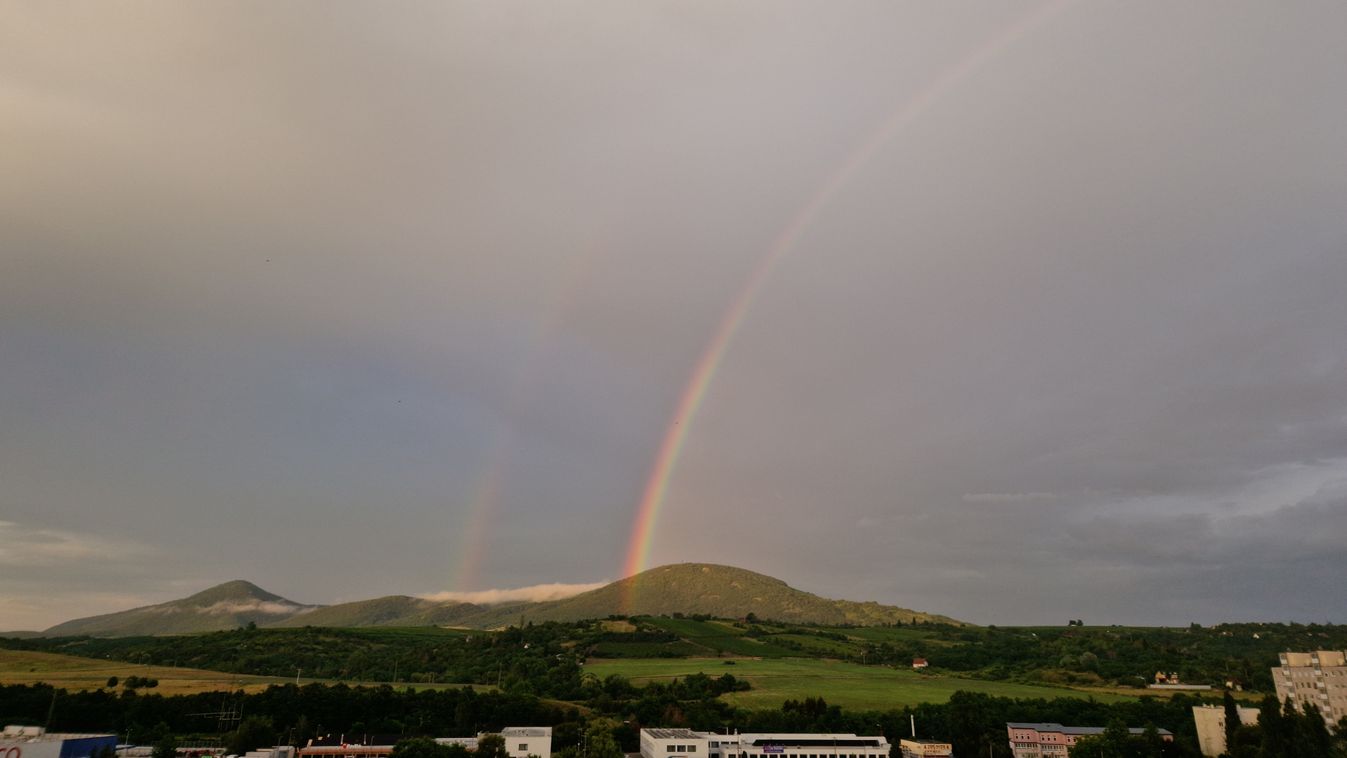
[7,617,1346,696]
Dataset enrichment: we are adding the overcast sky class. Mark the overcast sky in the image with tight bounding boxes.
[3,2,1346,630]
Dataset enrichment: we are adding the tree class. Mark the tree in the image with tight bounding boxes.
[392,738,456,758]
[106,676,119,688]
[1072,719,1136,758]
[227,716,277,756]
[583,722,623,758]
[1139,725,1165,758]
[1079,652,1100,672]
[1333,716,1347,757]
[477,734,509,758]
[1291,703,1332,757]
[150,735,177,758]
[1222,691,1240,756]
[1257,696,1291,758]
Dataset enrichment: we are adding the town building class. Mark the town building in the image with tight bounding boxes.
[1147,672,1211,691]
[1006,723,1172,757]
[1273,651,1347,725]
[640,729,707,758]
[500,728,551,758]
[1192,704,1259,757]
[115,745,224,758]
[1,726,118,758]
[644,731,887,758]
[297,728,551,758]
[911,659,928,670]
[299,736,399,758]
[896,738,951,758]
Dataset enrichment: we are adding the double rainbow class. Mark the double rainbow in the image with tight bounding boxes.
[619,0,1072,606]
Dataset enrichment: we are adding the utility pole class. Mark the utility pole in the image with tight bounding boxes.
[44,689,57,731]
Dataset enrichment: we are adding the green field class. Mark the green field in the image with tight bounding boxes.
[0,649,485,696]
[0,649,292,695]
[583,657,1134,710]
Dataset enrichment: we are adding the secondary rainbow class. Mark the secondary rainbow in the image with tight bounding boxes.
[448,239,608,593]
[620,0,1072,593]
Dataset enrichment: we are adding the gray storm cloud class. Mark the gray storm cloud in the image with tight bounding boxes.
[2,2,1345,629]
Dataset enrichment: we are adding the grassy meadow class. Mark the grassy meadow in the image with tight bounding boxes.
[0,649,291,695]
[582,657,1134,710]
[0,649,486,696]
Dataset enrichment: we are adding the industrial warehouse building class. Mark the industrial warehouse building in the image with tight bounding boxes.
[1,726,118,758]
[640,730,889,758]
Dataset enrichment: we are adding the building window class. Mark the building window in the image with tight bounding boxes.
[519,746,528,752]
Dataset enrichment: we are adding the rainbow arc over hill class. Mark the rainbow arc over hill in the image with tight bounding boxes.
[619,0,1072,609]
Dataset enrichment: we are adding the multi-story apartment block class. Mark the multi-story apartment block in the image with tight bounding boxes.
[1273,651,1347,726]
[1192,704,1260,757]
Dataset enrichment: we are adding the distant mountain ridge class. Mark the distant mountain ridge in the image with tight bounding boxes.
[42,580,318,637]
[40,564,961,636]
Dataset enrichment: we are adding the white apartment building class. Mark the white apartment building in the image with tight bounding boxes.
[1273,651,1347,726]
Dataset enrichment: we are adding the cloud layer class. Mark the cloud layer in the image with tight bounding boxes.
[422,583,608,606]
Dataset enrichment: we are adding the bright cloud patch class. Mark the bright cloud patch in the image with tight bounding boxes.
[422,582,606,605]
[199,600,313,616]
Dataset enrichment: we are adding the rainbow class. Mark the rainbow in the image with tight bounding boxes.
[619,0,1072,603]
[448,240,607,593]
[451,444,505,592]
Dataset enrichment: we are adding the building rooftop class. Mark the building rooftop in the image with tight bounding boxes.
[745,738,882,748]
[1007,723,1172,737]
[2,727,115,743]
[643,730,704,740]
[500,728,552,738]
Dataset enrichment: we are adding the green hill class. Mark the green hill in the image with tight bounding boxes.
[42,580,318,637]
[39,565,961,636]
[452,564,961,627]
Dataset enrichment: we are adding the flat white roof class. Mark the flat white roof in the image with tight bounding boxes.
[499,729,551,738]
